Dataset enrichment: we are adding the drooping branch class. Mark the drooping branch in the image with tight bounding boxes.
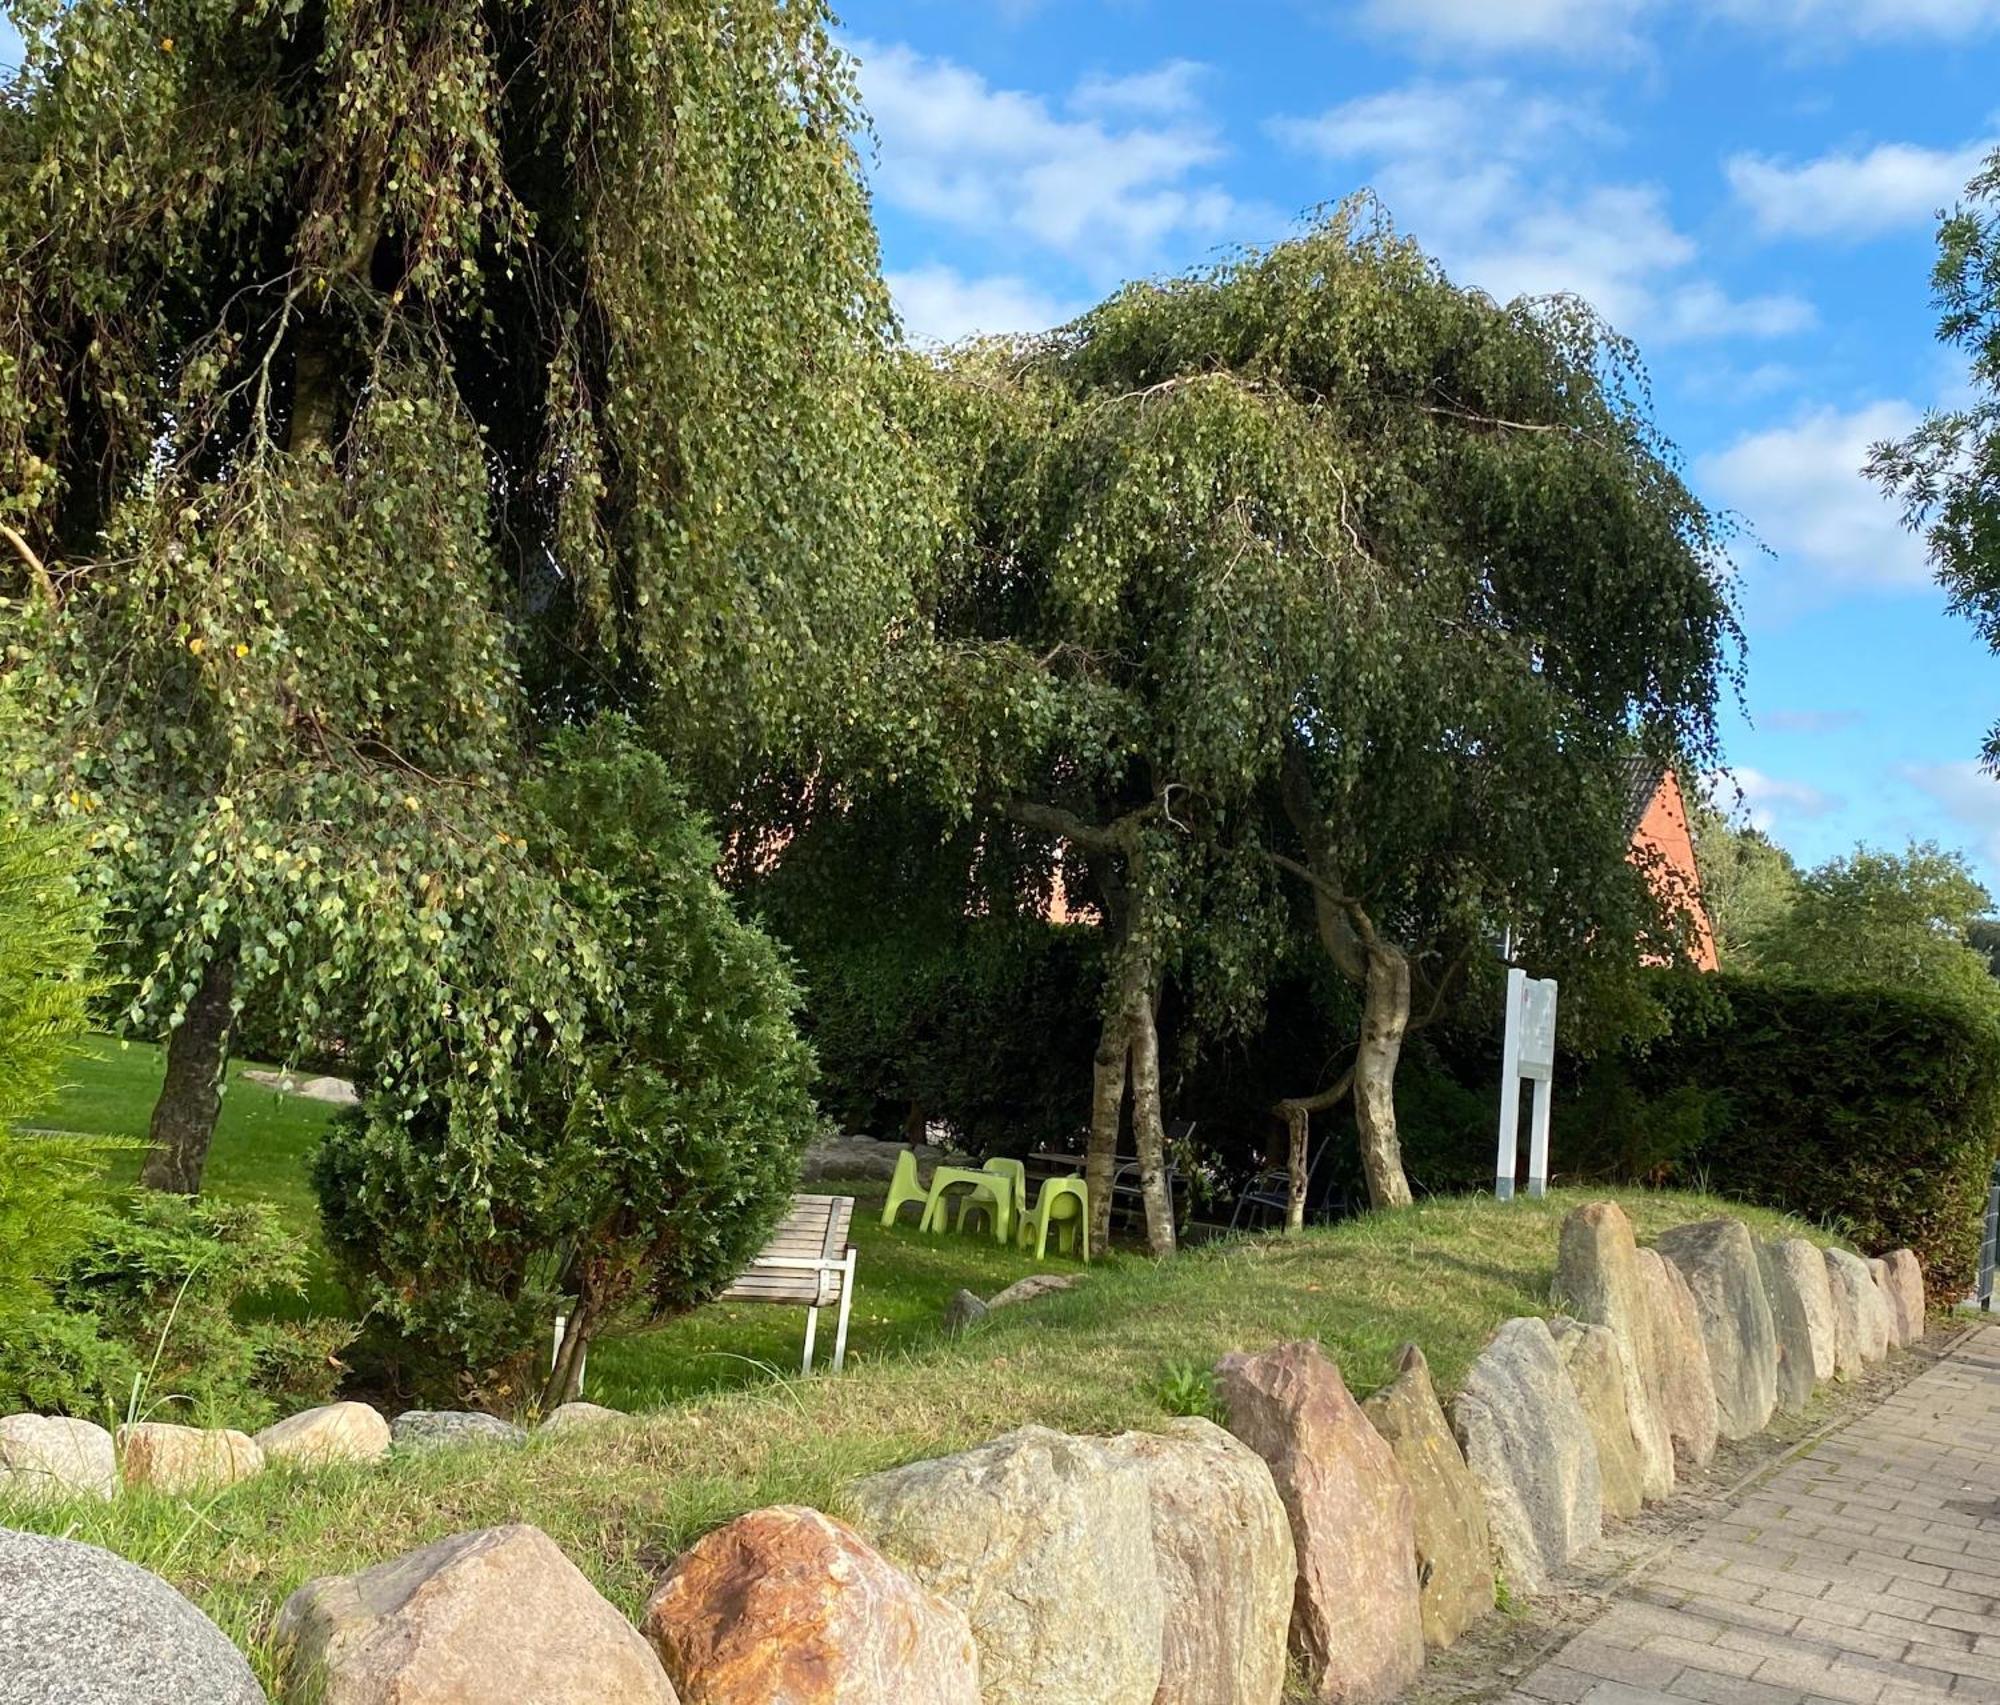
[0,525,59,611]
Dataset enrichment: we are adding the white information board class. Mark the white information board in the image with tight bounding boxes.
[1495,966,1558,1200]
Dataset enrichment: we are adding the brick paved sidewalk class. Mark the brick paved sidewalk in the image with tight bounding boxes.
[1509,1323,2000,1705]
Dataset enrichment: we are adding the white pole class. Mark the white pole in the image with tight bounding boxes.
[1495,967,1525,1200]
[1526,1075,1553,1199]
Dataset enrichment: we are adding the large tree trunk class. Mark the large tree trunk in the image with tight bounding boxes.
[539,1289,599,1411]
[139,939,241,1194]
[1127,986,1177,1258]
[1353,941,1415,1211]
[1086,1006,1129,1255]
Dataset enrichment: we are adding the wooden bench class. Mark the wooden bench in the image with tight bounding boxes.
[717,1193,857,1375]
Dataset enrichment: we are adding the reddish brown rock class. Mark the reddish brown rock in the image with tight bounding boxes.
[643,1505,976,1705]
[1361,1344,1493,1650]
[277,1523,677,1703]
[1878,1249,1926,1346]
[118,1422,263,1495]
[1215,1340,1424,1704]
[1101,1418,1294,1705]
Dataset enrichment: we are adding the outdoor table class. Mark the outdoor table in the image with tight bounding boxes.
[919,1164,1014,1243]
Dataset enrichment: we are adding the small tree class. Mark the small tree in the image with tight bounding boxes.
[317,724,821,1408]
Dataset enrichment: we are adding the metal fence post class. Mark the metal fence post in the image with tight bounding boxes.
[1980,1159,2000,1313]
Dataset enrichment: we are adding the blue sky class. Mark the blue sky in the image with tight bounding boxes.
[842,0,2000,887]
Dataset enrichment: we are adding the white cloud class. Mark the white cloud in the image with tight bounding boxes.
[887,266,1083,345]
[1721,765,1841,833]
[855,42,1242,276]
[1903,759,2000,870]
[1354,0,1654,58]
[1070,61,1207,119]
[1727,139,1991,240]
[1697,400,1928,591]
[1355,0,2000,57]
[1272,81,1813,345]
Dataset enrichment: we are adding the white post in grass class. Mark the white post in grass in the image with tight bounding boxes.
[1495,967,1559,1200]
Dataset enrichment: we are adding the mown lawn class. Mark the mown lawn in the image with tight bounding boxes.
[1,1162,1848,1688]
[33,1036,1065,1405]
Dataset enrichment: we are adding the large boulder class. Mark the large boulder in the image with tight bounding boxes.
[0,1525,265,1703]
[1099,1418,1294,1705]
[1548,1319,1645,1519]
[642,1505,977,1705]
[1878,1249,1926,1346]
[254,1402,390,1468]
[1868,1258,1907,1347]
[388,1410,527,1454]
[1552,1202,1674,1502]
[1766,1240,1838,1383]
[0,1415,117,1503]
[1360,1344,1494,1650]
[1634,1249,1720,1472]
[849,1425,1164,1705]
[1756,1243,1819,1415]
[1214,1339,1423,1704]
[276,1523,677,1703]
[1825,1247,1891,1367]
[988,1273,1082,1311]
[1449,1317,1602,1596]
[1653,1219,1777,1439]
[118,1422,263,1495]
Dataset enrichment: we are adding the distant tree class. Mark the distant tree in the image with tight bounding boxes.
[1753,842,2000,1018]
[1872,147,2000,762]
[0,0,910,1193]
[1690,805,1802,971]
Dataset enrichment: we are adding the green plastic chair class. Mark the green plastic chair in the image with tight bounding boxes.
[956,1158,1027,1244]
[881,1148,929,1229]
[1018,1175,1090,1262]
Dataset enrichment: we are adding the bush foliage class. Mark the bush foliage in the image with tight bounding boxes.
[317,723,822,1408]
[1569,971,2000,1293]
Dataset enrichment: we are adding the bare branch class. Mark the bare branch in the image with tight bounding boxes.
[0,524,59,610]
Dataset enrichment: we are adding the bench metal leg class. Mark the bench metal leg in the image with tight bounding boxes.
[831,1249,856,1372]
[801,1305,819,1376]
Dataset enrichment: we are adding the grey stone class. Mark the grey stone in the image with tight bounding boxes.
[540,1401,627,1435]
[1100,1418,1294,1705]
[1635,1248,1720,1472]
[278,1523,676,1703]
[1767,1239,1838,1384]
[850,1424,1164,1705]
[388,1410,527,1454]
[0,1525,265,1703]
[0,1415,117,1503]
[1756,1241,1819,1415]
[942,1289,989,1333]
[1654,1219,1778,1440]
[1825,1247,1891,1367]
[1450,1317,1603,1596]
[1553,1202,1675,1503]
[987,1273,1082,1311]
[1549,1318,1646,1519]
[1361,1343,1494,1650]
[800,1134,952,1185]
[240,1069,358,1106]
[1868,1257,1906,1347]
[1216,1339,1424,1703]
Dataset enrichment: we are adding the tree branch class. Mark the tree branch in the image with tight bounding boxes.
[0,524,59,610]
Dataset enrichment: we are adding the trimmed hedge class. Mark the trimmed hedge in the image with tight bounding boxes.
[1578,971,2000,1296]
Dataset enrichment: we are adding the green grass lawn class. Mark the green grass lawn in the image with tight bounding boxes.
[35,1035,1066,1406]
[18,1038,1859,1690]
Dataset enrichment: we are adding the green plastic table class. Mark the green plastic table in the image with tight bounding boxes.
[919,1164,1014,1244]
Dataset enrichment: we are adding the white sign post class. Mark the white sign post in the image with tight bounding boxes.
[1495,966,1558,1200]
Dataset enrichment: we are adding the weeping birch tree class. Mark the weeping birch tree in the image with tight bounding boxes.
[907,202,1734,1222]
[0,0,913,1190]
